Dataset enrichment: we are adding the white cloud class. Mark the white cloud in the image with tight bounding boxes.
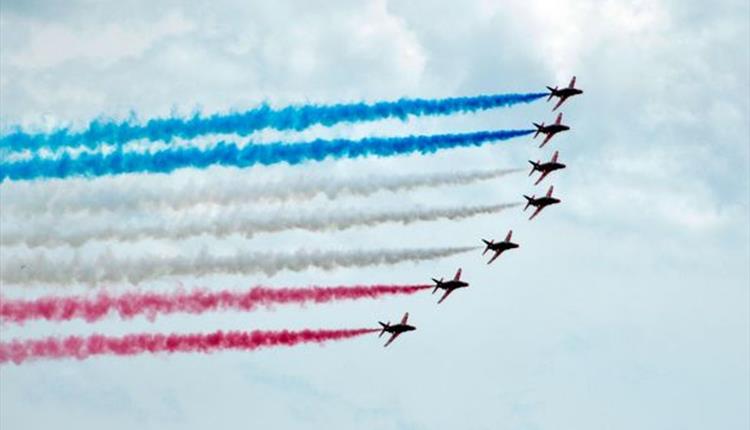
[7,12,194,69]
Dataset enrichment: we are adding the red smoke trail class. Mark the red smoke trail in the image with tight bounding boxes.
[0,284,430,325]
[0,328,379,365]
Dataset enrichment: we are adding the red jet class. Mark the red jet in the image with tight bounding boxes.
[533,113,569,148]
[523,185,561,221]
[431,268,469,304]
[528,150,566,185]
[547,76,583,111]
[482,230,519,264]
[378,312,416,347]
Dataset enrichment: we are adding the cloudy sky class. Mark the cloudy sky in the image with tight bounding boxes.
[1,0,748,429]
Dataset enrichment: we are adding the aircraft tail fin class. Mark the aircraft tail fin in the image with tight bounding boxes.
[528,160,539,176]
[532,123,543,139]
[481,239,492,256]
[546,86,556,101]
[378,322,388,338]
[523,195,534,211]
[431,278,441,294]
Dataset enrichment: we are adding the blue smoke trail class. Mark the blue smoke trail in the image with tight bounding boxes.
[0,93,546,152]
[0,129,533,182]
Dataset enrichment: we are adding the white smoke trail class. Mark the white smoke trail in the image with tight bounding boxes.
[0,203,520,248]
[0,167,521,216]
[0,246,477,286]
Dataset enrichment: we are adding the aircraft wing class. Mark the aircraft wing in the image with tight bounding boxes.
[437,288,454,304]
[504,230,513,242]
[552,96,567,111]
[554,113,563,124]
[528,206,544,221]
[539,133,553,148]
[400,312,409,324]
[551,150,559,163]
[569,76,576,88]
[546,185,554,197]
[383,332,401,347]
[487,250,502,265]
[534,171,550,185]
[453,268,462,281]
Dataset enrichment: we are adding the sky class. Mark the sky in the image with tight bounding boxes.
[1,0,748,429]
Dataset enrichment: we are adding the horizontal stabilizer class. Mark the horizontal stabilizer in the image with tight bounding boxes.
[532,123,543,139]
[528,160,539,176]
[481,240,492,256]
[546,86,556,101]
[523,195,534,211]
[378,322,388,338]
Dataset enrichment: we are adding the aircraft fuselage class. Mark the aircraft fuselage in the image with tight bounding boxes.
[537,161,566,173]
[383,324,416,334]
[552,88,583,98]
[530,196,561,208]
[436,280,468,290]
[487,241,519,253]
[540,124,569,134]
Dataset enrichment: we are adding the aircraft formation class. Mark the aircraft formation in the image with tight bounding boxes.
[379,76,582,347]
[0,77,584,361]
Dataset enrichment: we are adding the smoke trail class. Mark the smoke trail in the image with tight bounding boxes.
[0,92,547,152]
[0,167,522,216]
[0,129,533,182]
[2,203,520,248]
[0,246,476,286]
[0,328,379,365]
[0,284,430,324]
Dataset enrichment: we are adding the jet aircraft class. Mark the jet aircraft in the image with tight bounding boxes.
[481,230,519,264]
[378,312,416,347]
[533,113,569,148]
[523,185,561,220]
[547,76,583,111]
[431,268,469,304]
[528,150,566,185]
